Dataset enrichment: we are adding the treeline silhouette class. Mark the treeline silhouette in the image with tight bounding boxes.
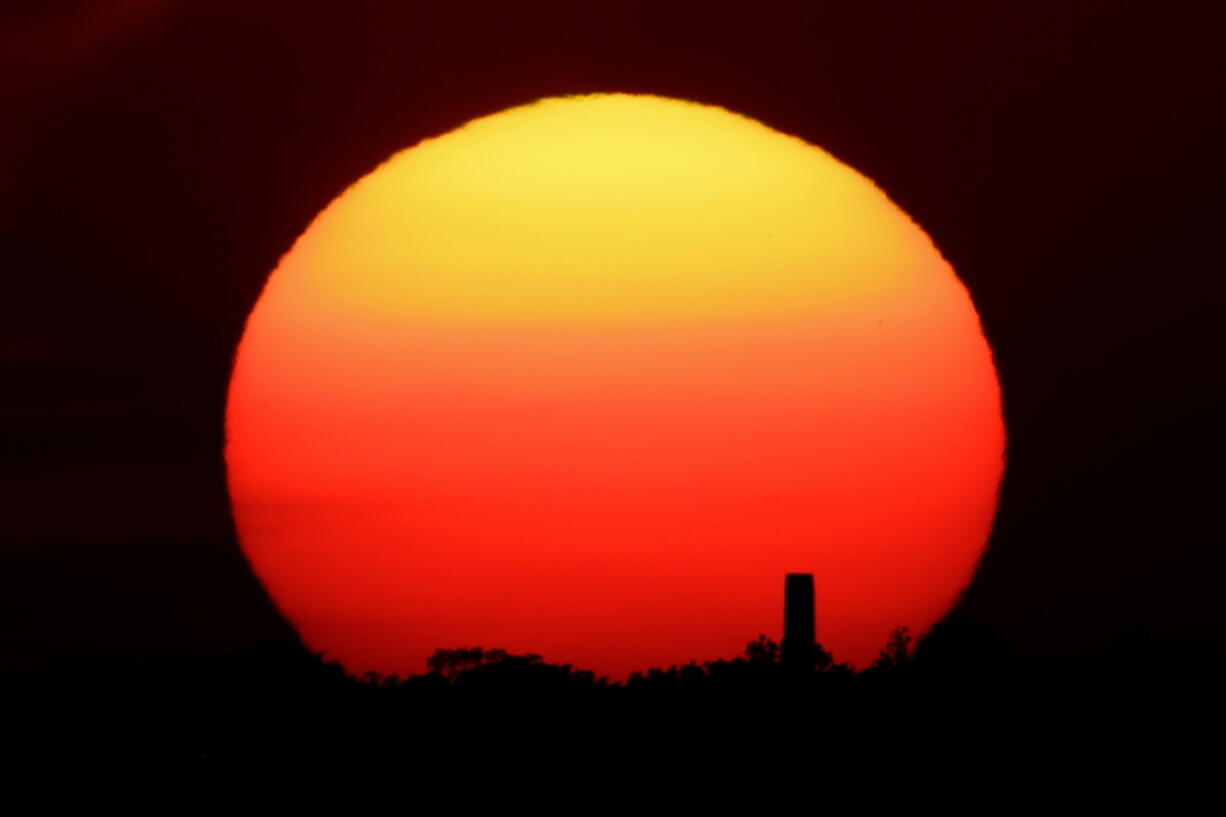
[4,623,1221,764]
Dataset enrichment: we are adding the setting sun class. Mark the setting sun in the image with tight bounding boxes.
[225,93,1005,679]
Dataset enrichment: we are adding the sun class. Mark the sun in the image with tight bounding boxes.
[225,93,1005,678]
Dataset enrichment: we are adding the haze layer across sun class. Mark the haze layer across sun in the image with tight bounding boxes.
[226,93,1005,678]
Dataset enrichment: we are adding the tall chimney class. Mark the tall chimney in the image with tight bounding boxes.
[782,573,816,669]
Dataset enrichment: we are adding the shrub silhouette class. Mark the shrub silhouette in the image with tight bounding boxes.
[872,625,914,671]
[424,646,610,689]
[743,634,781,664]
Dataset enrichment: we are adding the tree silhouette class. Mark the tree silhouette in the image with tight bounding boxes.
[426,647,539,681]
[423,646,612,689]
[744,634,781,664]
[872,626,913,671]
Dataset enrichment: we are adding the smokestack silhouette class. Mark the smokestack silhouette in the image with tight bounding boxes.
[782,573,816,670]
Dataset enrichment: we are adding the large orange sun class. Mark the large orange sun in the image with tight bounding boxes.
[226,93,1005,679]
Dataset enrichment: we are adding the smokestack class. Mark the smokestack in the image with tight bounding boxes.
[782,573,816,669]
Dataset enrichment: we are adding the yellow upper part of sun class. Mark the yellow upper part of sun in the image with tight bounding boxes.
[267,93,949,327]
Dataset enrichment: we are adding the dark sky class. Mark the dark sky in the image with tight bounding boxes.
[3,0,1223,670]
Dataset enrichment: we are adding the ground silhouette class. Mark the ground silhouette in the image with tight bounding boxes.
[4,621,1221,767]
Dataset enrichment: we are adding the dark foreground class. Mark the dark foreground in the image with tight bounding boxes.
[5,623,1223,773]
